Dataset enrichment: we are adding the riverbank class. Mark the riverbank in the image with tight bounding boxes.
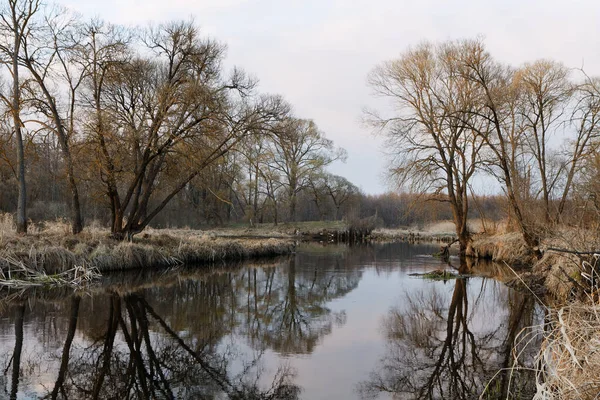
[470,230,600,398]
[0,225,295,281]
[0,218,389,284]
[0,218,590,300]
[469,231,597,301]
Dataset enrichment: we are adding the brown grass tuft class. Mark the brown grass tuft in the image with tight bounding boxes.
[533,252,581,302]
[471,232,533,265]
[528,304,600,399]
[0,213,15,238]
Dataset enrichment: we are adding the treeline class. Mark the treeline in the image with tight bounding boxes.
[129,189,507,229]
[0,0,354,238]
[368,38,600,257]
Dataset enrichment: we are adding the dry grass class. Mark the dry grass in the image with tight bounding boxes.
[370,227,457,243]
[0,222,295,277]
[370,219,505,243]
[516,304,600,399]
[420,218,506,235]
[0,255,99,288]
[207,220,348,238]
[506,253,600,400]
[532,252,582,302]
[471,232,534,265]
[0,213,15,236]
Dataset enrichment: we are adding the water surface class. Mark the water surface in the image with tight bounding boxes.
[0,242,542,399]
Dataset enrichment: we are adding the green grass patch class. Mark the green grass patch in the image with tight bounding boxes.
[409,269,459,280]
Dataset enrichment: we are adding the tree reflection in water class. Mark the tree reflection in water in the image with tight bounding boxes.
[240,252,361,354]
[358,263,541,400]
[0,246,363,399]
[0,291,301,399]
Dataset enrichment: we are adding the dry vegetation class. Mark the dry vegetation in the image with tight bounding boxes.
[511,298,600,400]
[0,215,295,279]
[499,236,600,399]
[471,232,535,266]
[370,219,498,243]
[529,304,600,399]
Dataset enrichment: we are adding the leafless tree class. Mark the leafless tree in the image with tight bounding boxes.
[0,0,41,233]
[82,21,287,239]
[452,39,544,255]
[269,118,345,222]
[18,7,88,233]
[367,41,485,258]
[515,60,571,223]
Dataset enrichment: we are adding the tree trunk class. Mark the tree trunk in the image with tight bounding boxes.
[66,161,84,234]
[14,119,26,234]
[289,194,296,222]
[12,26,26,234]
[26,63,84,234]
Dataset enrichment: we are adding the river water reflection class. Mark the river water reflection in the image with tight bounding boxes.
[0,242,542,399]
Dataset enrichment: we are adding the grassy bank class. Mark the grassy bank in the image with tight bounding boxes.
[470,232,535,266]
[470,230,599,301]
[209,220,347,238]
[0,220,295,280]
[369,228,457,243]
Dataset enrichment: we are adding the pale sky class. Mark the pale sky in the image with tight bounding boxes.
[65,0,600,194]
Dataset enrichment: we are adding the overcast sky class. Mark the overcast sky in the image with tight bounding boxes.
[65,0,600,194]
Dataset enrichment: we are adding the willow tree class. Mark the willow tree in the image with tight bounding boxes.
[515,60,571,223]
[84,21,288,239]
[456,39,546,255]
[559,75,600,219]
[367,41,485,258]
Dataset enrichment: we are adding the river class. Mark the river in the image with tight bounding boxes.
[0,242,542,399]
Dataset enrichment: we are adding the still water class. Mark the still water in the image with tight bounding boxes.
[0,242,542,399]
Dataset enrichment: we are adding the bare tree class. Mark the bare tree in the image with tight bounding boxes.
[18,7,88,234]
[0,0,41,234]
[455,38,542,256]
[367,41,485,258]
[515,60,571,223]
[323,174,358,220]
[558,75,600,219]
[269,118,345,222]
[83,21,288,238]
[258,155,285,225]
[309,173,358,220]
